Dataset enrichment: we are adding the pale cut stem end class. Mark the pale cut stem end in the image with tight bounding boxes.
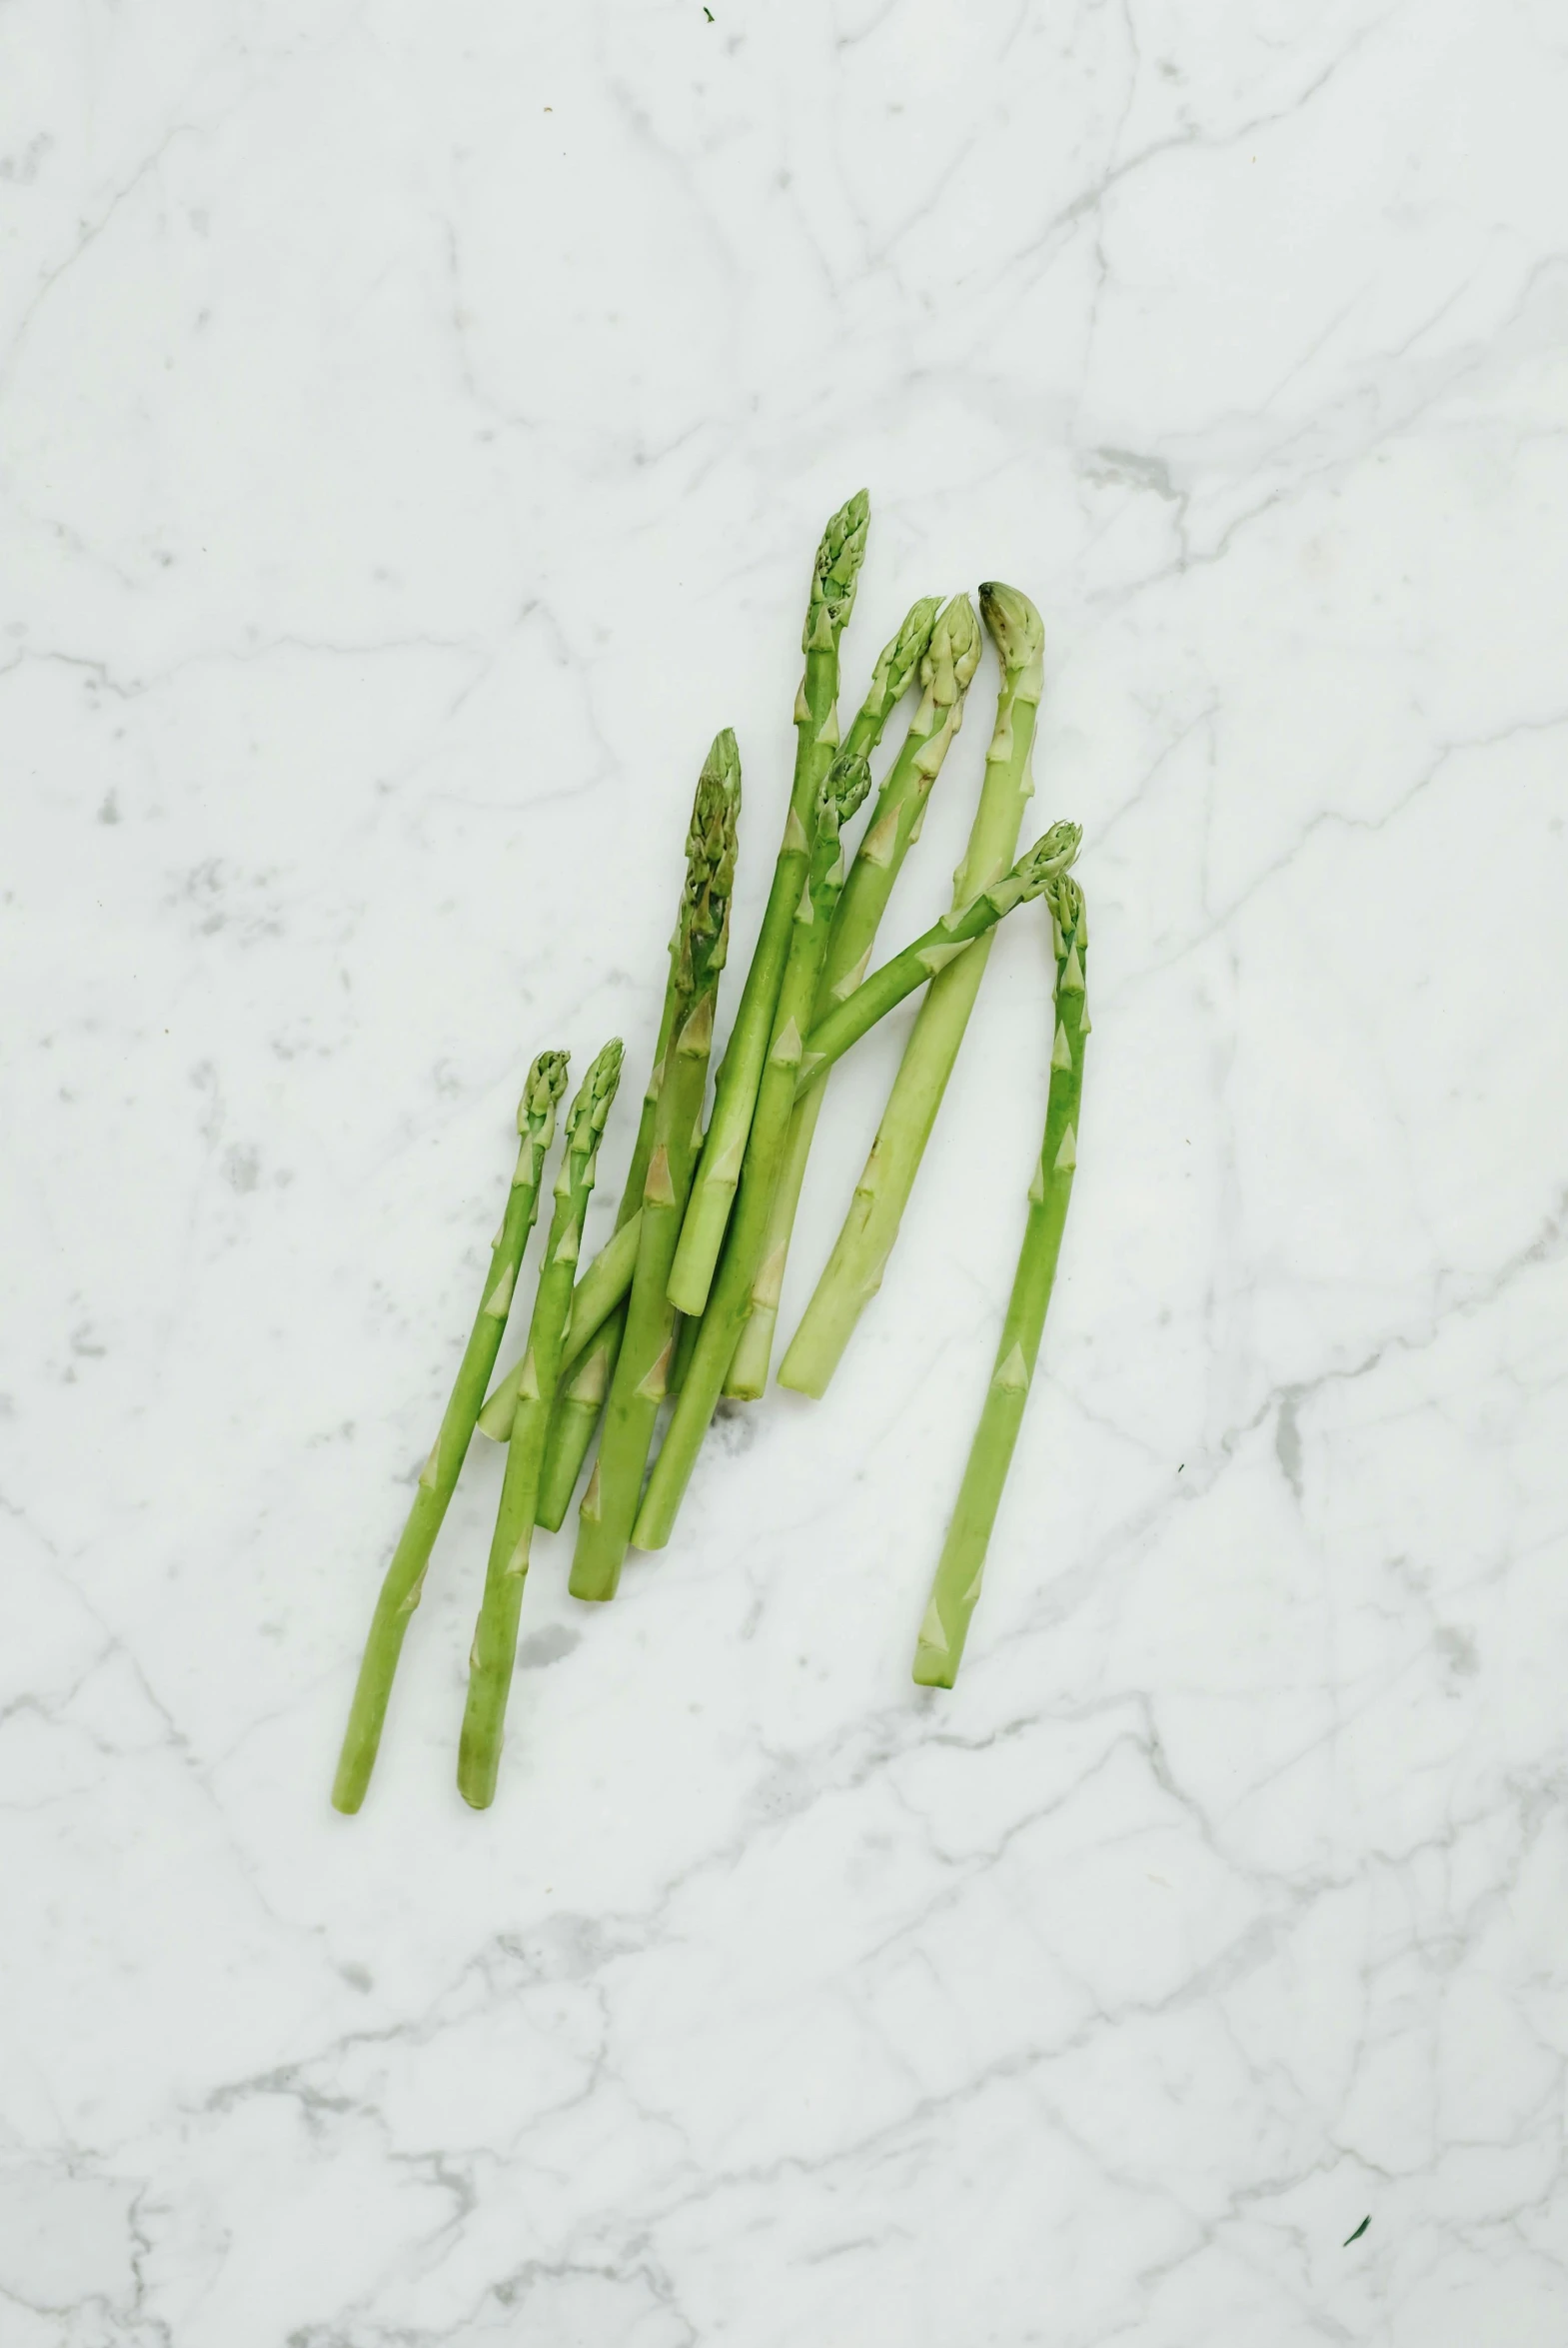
[911,1640,957,1691]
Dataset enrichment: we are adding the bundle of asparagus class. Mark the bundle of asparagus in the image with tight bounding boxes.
[332,493,1090,1811]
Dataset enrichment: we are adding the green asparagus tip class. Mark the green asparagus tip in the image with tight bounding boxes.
[884,595,944,699]
[860,594,944,722]
[1012,821,1082,899]
[519,1050,571,1131]
[1044,870,1086,942]
[977,581,1045,672]
[690,730,743,879]
[691,728,743,854]
[677,731,743,993]
[806,491,871,648]
[821,749,873,833]
[566,1036,625,1151]
[928,593,982,694]
[699,724,743,800]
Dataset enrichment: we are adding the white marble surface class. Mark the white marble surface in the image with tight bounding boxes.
[6,2,1568,2340]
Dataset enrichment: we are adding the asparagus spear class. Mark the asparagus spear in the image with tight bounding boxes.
[779,582,1047,1399]
[791,822,1081,1098]
[726,592,979,1397]
[667,491,869,1318]
[633,751,874,1550]
[475,1213,640,1441]
[570,731,741,1601]
[459,1037,624,1805]
[331,1048,570,1814]
[913,873,1088,1686]
[477,716,744,1480]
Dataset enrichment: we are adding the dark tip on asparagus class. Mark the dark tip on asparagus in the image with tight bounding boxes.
[977,581,1045,671]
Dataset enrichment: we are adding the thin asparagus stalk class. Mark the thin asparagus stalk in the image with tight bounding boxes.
[570,731,741,1601]
[459,1038,624,1805]
[667,491,869,1318]
[792,822,1081,1097]
[331,1048,570,1814]
[634,750,874,1550]
[478,987,669,1442]
[726,592,979,1397]
[913,873,1088,1686]
[779,582,1047,1400]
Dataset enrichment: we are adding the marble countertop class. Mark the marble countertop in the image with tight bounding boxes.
[7,4,1568,2342]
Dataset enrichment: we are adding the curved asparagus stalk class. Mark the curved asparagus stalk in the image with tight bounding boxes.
[459,1038,624,1806]
[331,1048,570,1814]
[779,582,1047,1400]
[634,751,874,1550]
[913,874,1088,1686]
[570,731,741,1601]
[793,822,1081,1097]
[726,592,978,1397]
[668,492,869,1318]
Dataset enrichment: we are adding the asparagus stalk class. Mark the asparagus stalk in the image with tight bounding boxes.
[475,1212,640,1441]
[459,1038,624,1805]
[570,731,741,1601]
[633,750,874,1550]
[667,491,869,1318]
[726,592,979,1397]
[792,822,1081,1098]
[478,711,743,1479]
[913,873,1088,1686]
[535,1313,618,1530]
[779,582,1047,1399]
[331,1048,570,1814]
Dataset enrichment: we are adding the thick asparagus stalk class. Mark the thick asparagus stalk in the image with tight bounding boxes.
[570,731,741,1601]
[667,492,869,1317]
[459,1038,624,1806]
[779,582,1047,1399]
[913,874,1088,1686]
[633,751,874,1550]
[331,1048,570,1814]
[792,822,1081,1097]
[726,592,978,1397]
